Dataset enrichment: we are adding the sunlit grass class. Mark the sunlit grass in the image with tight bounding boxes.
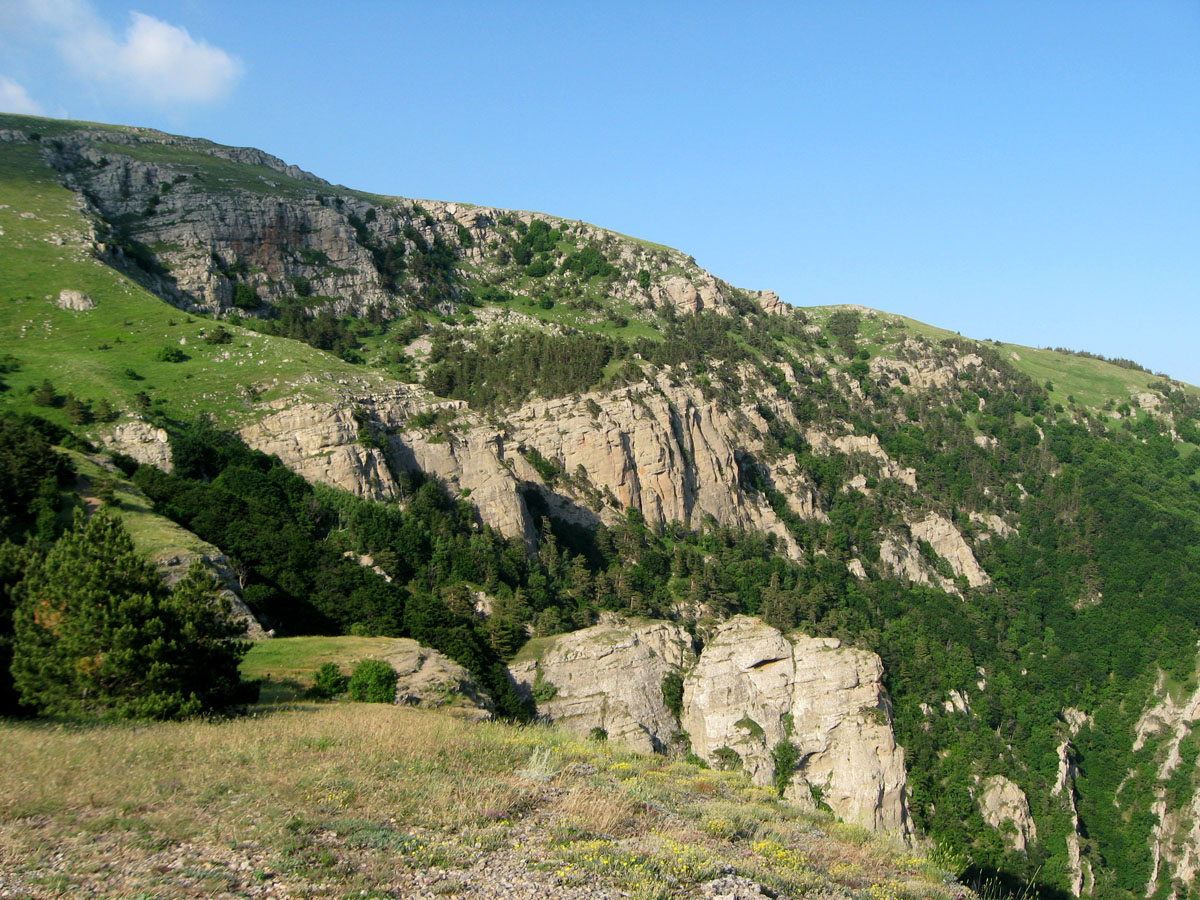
[0,703,967,899]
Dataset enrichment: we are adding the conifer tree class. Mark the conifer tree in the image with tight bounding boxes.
[11,510,251,719]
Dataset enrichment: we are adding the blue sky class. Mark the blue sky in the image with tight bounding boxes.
[3,1,1198,383]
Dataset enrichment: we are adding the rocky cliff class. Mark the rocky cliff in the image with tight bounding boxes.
[511,615,910,836]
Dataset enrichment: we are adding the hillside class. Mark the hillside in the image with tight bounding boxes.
[3,113,1200,899]
[0,700,963,900]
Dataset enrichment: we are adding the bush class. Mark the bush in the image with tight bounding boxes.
[156,346,187,363]
[232,283,260,309]
[771,740,800,796]
[661,671,684,721]
[307,662,348,700]
[347,659,397,703]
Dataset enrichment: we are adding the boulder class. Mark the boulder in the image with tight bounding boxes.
[380,638,493,721]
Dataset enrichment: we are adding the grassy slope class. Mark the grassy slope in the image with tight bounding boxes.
[0,138,394,429]
[0,703,960,900]
[63,449,218,563]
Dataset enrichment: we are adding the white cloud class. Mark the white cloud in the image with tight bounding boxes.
[10,1,241,107]
[0,77,46,115]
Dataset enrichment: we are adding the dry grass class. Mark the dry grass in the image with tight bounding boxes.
[0,703,967,899]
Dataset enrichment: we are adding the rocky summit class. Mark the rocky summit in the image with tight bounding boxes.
[4,113,1200,899]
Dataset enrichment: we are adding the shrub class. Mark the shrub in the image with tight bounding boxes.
[156,346,187,363]
[712,747,743,771]
[347,659,397,703]
[531,668,558,703]
[661,671,684,721]
[307,662,348,700]
[771,740,800,796]
[232,283,259,309]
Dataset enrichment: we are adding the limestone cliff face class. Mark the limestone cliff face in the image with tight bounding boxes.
[1053,707,1094,897]
[237,376,824,556]
[975,775,1037,853]
[509,615,909,835]
[49,130,758,323]
[1133,668,1200,898]
[506,619,907,835]
[681,617,909,835]
[507,617,694,754]
[102,420,174,472]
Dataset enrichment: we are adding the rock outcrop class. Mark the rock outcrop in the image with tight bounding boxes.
[681,617,909,835]
[102,420,174,472]
[55,288,94,310]
[976,775,1037,853]
[380,639,493,721]
[910,513,990,588]
[510,615,909,835]
[1053,707,1093,897]
[155,550,266,639]
[238,376,823,556]
[507,617,694,753]
[1134,668,1200,897]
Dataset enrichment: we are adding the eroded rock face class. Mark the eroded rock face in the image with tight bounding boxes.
[681,617,909,835]
[380,638,493,721]
[976,775,1037,853]
[507,615,909,834]
[508,617,694,754]
[102,420,173,472]
[239,401,403,502]
[1053,707,1094,897]
[237,377,821,556]
[1134,669,1200,897]
[910,513,990,588]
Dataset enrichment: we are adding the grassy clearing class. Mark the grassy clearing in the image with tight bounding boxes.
[239,635,395,688]
[0,703,963,899]
[998,343,1168,409]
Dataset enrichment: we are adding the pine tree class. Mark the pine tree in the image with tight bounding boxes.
[11,510,251,719]
[32,379,59,408]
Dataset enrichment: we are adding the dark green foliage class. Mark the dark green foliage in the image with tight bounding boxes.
[63,394,92,425]
[771,740,800,796]
[637,269,651,290]
[156,345,187,363]
[712,747,742,771]
[825,309,860,356]
[32,379,60,407]
[232,282,260,309]
[0,414,74,540]
[662,671,684,721]
[306,662,348,700]
[347,659,397,703]
[204,326,233,345]
[10,511,251,719]
[524,257,553,278]
[241,299,362,361]
[560,246,615,279]
[423,329,616,407]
